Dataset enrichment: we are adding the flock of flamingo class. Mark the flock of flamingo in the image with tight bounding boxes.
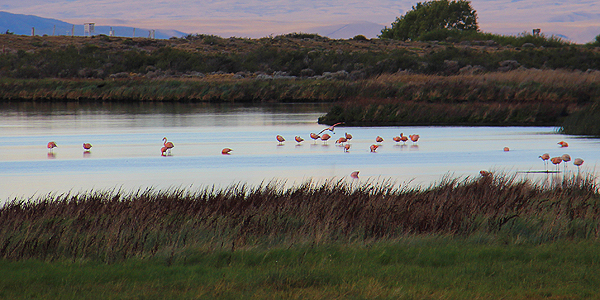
[537,141,585,173]
[45,122,585,180]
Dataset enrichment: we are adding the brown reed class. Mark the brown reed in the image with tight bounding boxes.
[0,174,598,262]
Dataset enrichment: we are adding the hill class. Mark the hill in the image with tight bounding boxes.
[0,11,186,39]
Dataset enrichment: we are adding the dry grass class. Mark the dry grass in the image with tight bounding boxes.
[0,174,598,262]
[374,69,600,87]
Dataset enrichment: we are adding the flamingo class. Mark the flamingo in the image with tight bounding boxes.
[222,148,232,155]
[370,144,379,152]
[162,137,174,155]
[276,135,285,145]
[539,153,550,171]
[318,122,344,135]
[479,170,492,177]
[83,143,92,151]
[343,144,351,152]
[345,133,353,142]
[295,136,304,143]
[400,133,408,144]
[310,133,320,144]
[350,171,359,179]
[376,136,384,143]
[321,133,331,144]
[409,134,420,144]
[47,141,57,152]
[550,156,562,172]
[393,136,402,143]
[558,141,569,148]
[561,154,571,173]
[335,137,347,145]
[503,147,510,152]
[161,146,169,156]
[573,158,584,175]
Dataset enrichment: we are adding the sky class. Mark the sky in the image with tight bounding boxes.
[2,0,600,43]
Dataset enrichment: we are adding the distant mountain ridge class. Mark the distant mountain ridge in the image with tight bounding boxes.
[0,11,187,39]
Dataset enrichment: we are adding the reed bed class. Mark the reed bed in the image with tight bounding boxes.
[1,174,598,262]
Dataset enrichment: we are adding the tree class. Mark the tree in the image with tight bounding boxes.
[380,0,478,41]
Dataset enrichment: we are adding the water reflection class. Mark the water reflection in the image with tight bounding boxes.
[0,102,598,202]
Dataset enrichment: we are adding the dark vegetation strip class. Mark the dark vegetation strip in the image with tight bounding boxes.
[1,174,598,263]
[2,34,600,80]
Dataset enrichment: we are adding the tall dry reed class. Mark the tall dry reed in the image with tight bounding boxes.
[0,174,598,262]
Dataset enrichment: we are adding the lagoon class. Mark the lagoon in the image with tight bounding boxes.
[1,102,598,202]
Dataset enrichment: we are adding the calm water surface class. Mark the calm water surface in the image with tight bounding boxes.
[1,102,598,202]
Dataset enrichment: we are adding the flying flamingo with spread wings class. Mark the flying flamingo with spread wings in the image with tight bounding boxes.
[318,122,344,135]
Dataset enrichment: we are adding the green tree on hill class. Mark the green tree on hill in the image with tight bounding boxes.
[380,0,478,41]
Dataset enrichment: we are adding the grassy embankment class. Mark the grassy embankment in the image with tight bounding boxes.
[2,34,600,133]
[2,69,600,133]
[1,174,599,298]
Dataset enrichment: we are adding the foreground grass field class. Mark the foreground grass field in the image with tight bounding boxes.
[1,239,599,299]
[1,174,599,298]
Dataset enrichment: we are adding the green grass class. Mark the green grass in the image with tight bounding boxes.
[1,175,599,298]
[1,239,599,299]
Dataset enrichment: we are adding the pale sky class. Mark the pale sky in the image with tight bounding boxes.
[3,0,600,43]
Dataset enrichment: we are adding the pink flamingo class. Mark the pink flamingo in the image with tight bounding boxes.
[370,144,379,152]
[162,137,174,156]
[550,156,562,172]
[83,143,92,152]
[295,136,304,143]
[343,144,351,152]
[321,133,331,144]
[539,153,550,171]
[276,135,285,145]
[318,122,344,135]
[350,171,359,179]
[558,141,569,148]
[573,158,584,175]
[503,147,510,152]
[345,133,353,142]
[310,133,320,144]
[335,137,347,145]
[409,134,420,144]
[561,154,571,172]
[400,133,408,144]
[479,170,492,178]
[47,141,57,152]
[375,136,384,143]
[222,148,232,155]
